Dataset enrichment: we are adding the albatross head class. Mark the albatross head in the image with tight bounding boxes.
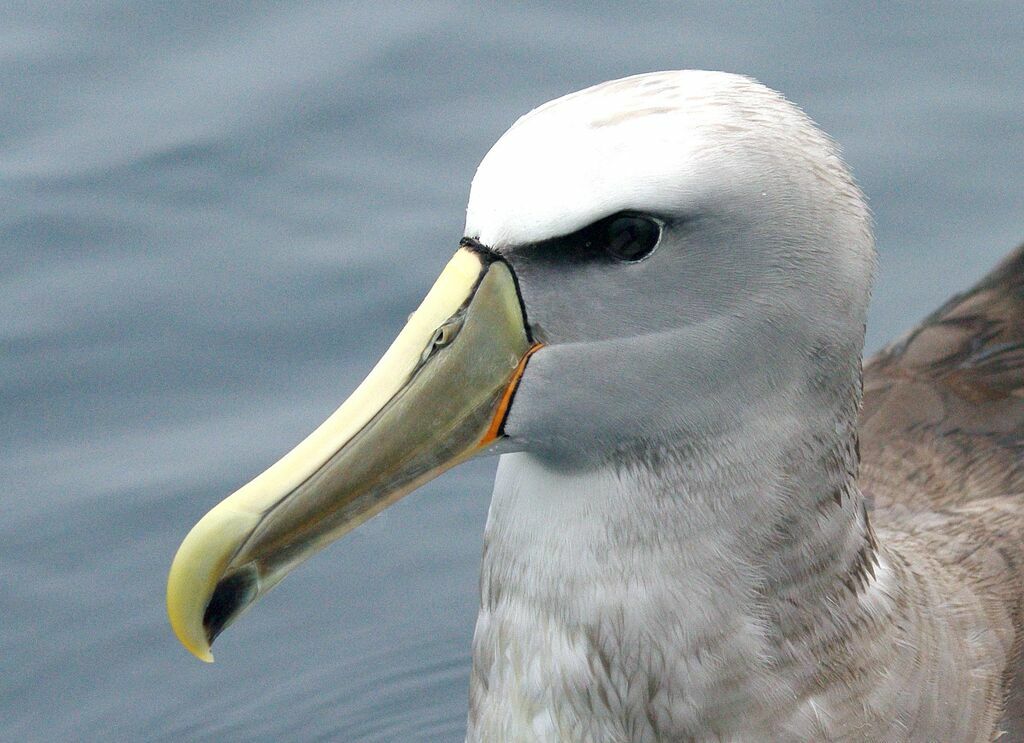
[167,70,874,661]
[467,70,874,462]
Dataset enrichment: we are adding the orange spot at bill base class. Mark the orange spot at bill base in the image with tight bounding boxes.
[479,342,544,447]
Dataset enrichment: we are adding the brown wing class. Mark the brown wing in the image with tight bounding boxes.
[860,242,1024,519]
[861,244,1024,739]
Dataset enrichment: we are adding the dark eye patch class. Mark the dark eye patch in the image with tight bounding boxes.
[504,211,663,266]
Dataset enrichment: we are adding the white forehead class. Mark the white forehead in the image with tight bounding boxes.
[464,70,837,248]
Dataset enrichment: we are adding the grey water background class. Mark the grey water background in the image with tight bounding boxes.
[2,2,1023,740]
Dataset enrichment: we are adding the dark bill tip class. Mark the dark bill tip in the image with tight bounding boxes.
[203,564,260,646]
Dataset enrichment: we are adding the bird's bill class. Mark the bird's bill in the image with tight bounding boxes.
[167,247,537,662]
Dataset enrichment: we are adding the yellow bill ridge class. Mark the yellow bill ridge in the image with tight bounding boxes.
[166,246,539,662]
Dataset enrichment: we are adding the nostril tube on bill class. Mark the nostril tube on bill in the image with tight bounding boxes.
[203,564,260,646]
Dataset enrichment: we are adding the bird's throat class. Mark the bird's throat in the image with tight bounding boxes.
[469,415,884,740]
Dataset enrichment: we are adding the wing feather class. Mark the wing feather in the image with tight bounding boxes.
[861,243,1024,517]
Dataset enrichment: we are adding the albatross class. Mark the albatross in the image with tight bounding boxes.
[167,71,1024,741]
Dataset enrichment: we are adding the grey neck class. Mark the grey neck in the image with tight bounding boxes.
[471,377,881,736]
[485,411,874,618]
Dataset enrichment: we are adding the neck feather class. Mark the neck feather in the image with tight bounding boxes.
[484,368,878,622]
[471,373,889,737]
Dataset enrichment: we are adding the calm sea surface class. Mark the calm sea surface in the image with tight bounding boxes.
[3,3,1023,740]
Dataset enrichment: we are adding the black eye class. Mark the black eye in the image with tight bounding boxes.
[603,214,661,262]
[509,211,664,266]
